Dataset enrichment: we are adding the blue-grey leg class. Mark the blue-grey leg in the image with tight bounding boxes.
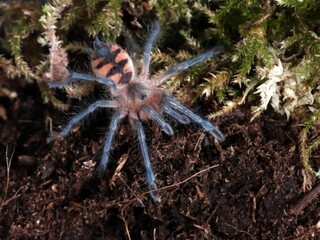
[134,119,160,202]
[96,111,123,177]
[47,100,118,143]
[49,72,116,89]
[156,45,224,86]
[141,105,174,135]
[163,105,190,124]
[141,21,160,78]
[163,95,225,141]
[122,26,139,67]
[92,37,111,58]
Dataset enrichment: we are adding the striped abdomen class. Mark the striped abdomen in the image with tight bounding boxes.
[91,43,134,85]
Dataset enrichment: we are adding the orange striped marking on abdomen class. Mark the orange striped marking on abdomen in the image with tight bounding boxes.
[91,44,134,84]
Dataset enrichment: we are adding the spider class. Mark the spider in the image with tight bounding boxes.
[47,21,224,202]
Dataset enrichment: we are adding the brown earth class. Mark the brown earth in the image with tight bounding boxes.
[0,70,320,240]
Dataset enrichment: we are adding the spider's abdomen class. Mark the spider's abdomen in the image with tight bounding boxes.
[91,43,134,85]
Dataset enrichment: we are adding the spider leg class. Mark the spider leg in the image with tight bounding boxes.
[49,72,116,89]
[134,119,160,202]
[141,105,174,135]
[163,105,190,124]
[47,100,118,143]
[155,45,224,86]
[121,24,139,68]
[163,95,225,141]
[92,37,114,58]
[141,21,160,78]
[96,111,123,177]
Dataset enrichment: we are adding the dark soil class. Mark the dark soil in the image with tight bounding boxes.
[1,70,320,240]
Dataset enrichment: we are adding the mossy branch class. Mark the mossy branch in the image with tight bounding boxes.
[9,19,40,81]
[299,110,320,188]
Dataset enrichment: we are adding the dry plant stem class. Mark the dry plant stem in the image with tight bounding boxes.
[109,153,129,188]
[291,183,320,215]
[117,174,145,207]
[120,164,219,240]
[0,146,21,211]
[300,128,313,189]
[150,164,219,193]
[1,146,13,205]
[224,223,254,239]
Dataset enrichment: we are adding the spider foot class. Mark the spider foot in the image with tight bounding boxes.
[46,135,60,144]
[94,163,107,178]
[150,190,161,203]
[208,128,225,142]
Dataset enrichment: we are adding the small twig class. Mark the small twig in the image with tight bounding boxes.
[109,154,129,188]
[224,223,254,239]
[1,146,15,206]
[194,132,205,151]
[0,146,23,212]
[46,116,53,134]
[151,164,219,193]
[121,201,133,240]
[153,228,157,240]
[118,173,145,207]
[301,169,308,192]
[291,183,320,215]
[252,196,256,223]
[0,187,22,209]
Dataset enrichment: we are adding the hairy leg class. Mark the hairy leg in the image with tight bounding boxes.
[163,105,190,124]
[141,21,160,78]
[163,95,225,141]
[96,111,123,177]
[141,105,174,135]
[49,72,116,89]
[92,37,111,58]
[134,119,160,202]
[47,100,118,143]
[121,24,139,68]
[154,45,224,86]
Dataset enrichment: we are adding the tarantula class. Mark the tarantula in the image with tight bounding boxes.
[47,21,224,202]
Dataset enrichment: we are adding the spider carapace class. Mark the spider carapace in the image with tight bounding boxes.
[48,21,225,202]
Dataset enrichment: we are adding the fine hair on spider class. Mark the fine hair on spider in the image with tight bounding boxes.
[47,20,224,202]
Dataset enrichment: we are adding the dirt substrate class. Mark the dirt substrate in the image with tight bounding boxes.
[1,74,320,240]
